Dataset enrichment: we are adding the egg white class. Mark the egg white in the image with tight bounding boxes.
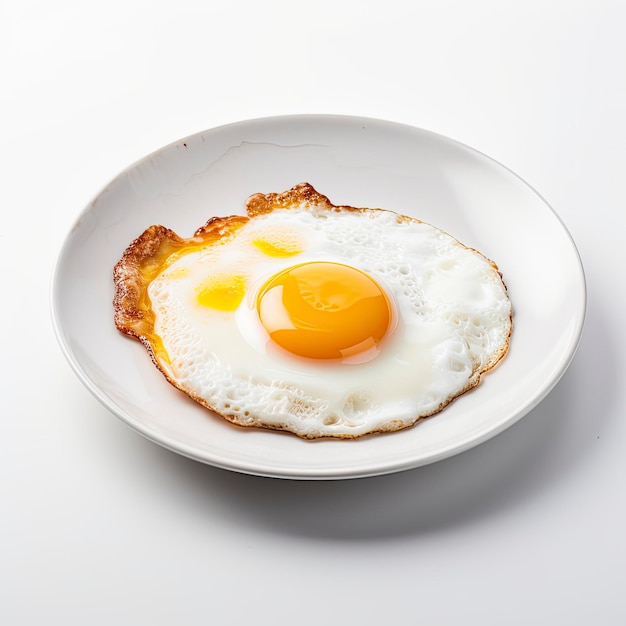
[148,206,511,438]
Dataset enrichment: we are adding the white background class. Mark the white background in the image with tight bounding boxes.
[2,1,625,623]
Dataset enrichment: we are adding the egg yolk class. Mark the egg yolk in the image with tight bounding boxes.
[257,262,392,359]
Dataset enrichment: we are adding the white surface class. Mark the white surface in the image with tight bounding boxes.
[3,0,624,623]
[52,115,583,479]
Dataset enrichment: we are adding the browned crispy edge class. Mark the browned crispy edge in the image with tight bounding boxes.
[113,182,513,440]
[246,182,338,215]
[114,225,180,341]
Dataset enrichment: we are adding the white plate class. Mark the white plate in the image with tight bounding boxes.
[51,115,586,480]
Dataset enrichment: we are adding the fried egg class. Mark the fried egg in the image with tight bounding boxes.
[113,183,512,439]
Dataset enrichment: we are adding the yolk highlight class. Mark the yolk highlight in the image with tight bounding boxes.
[256,262,392,359]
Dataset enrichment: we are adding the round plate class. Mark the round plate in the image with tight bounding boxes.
[51,115,586,480]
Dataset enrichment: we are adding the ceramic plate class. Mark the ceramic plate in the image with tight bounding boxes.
[51,115,586,479]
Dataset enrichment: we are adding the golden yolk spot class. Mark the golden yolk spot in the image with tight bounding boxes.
[256,262,392,359]
[252,230,304,257]
[197,274,246,311]
[164,267,191,280]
